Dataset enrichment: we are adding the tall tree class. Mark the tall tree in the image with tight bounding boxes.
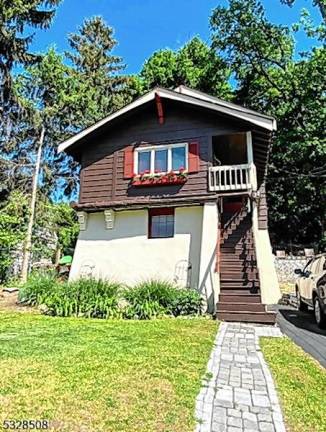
[211,0,294,108]
[0,0,62,199]
[210,0,326,249]
[66,16,128,126]
[14,49,81,281]
[140,37,232,99]
[0,0,61,117]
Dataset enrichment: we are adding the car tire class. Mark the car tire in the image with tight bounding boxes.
[314,296,326,329]
[297,289,308,312]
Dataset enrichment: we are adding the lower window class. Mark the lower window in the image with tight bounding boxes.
[148,208,175,238]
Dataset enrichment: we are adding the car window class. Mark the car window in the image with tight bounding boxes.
[304,259,313,272]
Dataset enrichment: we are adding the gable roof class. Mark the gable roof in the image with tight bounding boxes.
[58,86,277,154]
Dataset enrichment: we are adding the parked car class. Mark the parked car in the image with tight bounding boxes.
[295,253,326,328]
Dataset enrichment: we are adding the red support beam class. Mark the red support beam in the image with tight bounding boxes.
[155,92,164,125]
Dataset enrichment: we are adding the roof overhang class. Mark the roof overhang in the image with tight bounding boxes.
[58,86,277,154]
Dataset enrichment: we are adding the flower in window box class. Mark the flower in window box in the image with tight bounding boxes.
[167,170,175,179]
[179,170,188,179]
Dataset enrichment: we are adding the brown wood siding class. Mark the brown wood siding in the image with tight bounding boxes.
[79,102,249,205]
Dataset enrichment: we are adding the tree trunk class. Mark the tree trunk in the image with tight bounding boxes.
[20,126,45,283]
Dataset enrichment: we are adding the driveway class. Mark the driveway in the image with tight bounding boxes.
[276,304,326,369]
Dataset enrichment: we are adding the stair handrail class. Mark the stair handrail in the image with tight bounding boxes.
[221,206,247,238]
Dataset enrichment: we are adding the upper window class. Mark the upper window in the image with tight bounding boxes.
[135,143,187,175]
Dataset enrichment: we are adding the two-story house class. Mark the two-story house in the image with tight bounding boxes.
[58,86,281,323]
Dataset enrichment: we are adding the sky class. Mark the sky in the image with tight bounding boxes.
[31,0,322,75]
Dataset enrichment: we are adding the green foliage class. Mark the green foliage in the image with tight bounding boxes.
[123,279,202,319]
[66,16,129,127]
[19,271,59,306]
[0,0,61,108]
[43,201,79,254]
[20,276,202,320]
[20,275,122,319]
[170,289,205,317]
[0,192,28,281]
[140,37,232,99]
[210,0,326,249]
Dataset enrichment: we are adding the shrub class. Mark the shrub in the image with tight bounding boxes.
[123,300,165,320]
[19,272,59,306]
[169,289,203,316]
[62,278,122,319]
[123,279,202,319]
[20,275,203,320]
[20,273,122,319]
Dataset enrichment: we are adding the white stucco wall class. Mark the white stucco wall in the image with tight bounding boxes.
[252,204,281,305]
[198,202,219,312]
[70,206,203,291]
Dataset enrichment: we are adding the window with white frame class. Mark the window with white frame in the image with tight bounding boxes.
[134,143,188,175]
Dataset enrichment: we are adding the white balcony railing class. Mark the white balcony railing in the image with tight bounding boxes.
[209,163,257,192]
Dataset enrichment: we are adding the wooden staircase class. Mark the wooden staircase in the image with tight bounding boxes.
[216,207,276,324]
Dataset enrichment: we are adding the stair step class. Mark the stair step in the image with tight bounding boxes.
[220,286,260,293]
[220,289,260,295]
[217,311,276,324]
[221,263,257,269]
[221,245,255,251]
[220,257,257,263]
[219,293,261,303]
[220,278,259,284]
[221,271,259,277]
[216,302,266,313]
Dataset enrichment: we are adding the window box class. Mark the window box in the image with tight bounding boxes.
[132,171,188,187]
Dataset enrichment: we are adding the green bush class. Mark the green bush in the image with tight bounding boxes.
[123,279,202,319]
[20,274,122,319]
[20,275,203,320]
[169,289,203,317]
[123,300,165,320]
[62,278,122,319]
[19,272,59,306]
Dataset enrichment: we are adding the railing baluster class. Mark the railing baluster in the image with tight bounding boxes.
[208,163,256,192]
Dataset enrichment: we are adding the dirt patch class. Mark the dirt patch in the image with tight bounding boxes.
[0,290,35,313]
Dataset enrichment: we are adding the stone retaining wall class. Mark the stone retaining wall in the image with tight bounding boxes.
[274,256,309,283]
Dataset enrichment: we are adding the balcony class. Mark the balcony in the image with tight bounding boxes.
[209,163,257,192]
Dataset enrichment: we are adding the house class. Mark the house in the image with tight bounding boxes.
[58,86,281,323]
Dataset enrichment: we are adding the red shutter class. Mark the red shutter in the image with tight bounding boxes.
[188,141,200,173]
[124,145,134,178]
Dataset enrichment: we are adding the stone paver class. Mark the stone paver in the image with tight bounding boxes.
[195,322,285,432]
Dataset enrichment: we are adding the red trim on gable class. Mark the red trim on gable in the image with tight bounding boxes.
[155,92,164,125]
[188,141,199,173]
[123,145,134,178]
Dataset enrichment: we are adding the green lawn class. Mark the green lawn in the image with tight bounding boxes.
[261,337,326,432]
[0,312,216,432]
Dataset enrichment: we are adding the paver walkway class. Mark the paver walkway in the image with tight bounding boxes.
[195,322,285,432]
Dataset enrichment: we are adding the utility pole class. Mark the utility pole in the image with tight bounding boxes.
[20,126,45,283]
